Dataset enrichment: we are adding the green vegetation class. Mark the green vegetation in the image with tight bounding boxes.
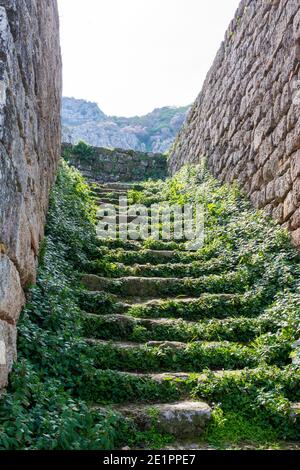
[86,340,258,372]
[0,162,299,450]
[72,140,95,159]
[0,162,165,449]
[85,164,300,446]
[197,366,300,445]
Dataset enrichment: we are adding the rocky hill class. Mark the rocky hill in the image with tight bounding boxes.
[62,97,189,153]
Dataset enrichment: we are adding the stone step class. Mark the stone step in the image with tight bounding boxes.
[141,240,190,251]
[100,182,141,190]
[96,214,144,224]
[134,369,244,382]
[95,195,126,202]
[114,401,212,438]
[117,295,200,305]
[86,338,244,349]
[162,441,300,450]
[96,206,190,219]
[96,211,152,217]
[143,250,179,260]
[96,218,176,229]
[103,249,210,265]
[96,239,143,251]
[291,402,300,421]
[78,367,277,405]
[96,238,189,253]
[91,368,248,385]
[96,230,189,244]
[85,338,255,372]
[96,197,122,205]
[96,204,184,212]
[122,293,246,320]
[81,312,269,343]
[80,289,257,323]
[96,213,196,226]
[79,368,191,404]
[96,231,190,245]
[81,275,177,297]
[162,442,215,450]
[81,312,197,341]
[109,259,230,278]
[81,272,245,298]
[114,296,206,313]
[92,188,128,195]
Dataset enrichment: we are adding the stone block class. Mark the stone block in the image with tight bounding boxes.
[0,320,17,389]
[253,119,267,151]
[272,116,287,147]
[274,171,292,202]
[0,255,25,324]
[280,82,292,117]
[266,180,276,203]
[283,191,296,221]
[251,169,264,191]
[293,9,300,40]
[250,189,266,209]
[290,208,300,230]
[257,136,273,167]
[291,228,300,247]
[118,401,212,438]
[286,125,300,156]
[272,203,284,224]
[292,177,300,204]
[291,151,300,181]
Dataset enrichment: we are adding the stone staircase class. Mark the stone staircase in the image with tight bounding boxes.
[79,181,300,448]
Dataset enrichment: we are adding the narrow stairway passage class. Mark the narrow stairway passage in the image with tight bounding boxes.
[78,166,300,446]
[2,161,299,450]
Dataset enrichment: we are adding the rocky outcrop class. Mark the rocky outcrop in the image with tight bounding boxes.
[62,97,189,153]
[169,0,300,247]
[0,0,62,388]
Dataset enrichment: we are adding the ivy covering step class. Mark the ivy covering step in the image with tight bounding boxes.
[77,165,300,445]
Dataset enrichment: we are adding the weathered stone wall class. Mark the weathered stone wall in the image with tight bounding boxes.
[169,0,300,247]
[63,144,168,182]
[0,0,62,388]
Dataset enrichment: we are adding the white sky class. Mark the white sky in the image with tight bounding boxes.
[58,0,240,117]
